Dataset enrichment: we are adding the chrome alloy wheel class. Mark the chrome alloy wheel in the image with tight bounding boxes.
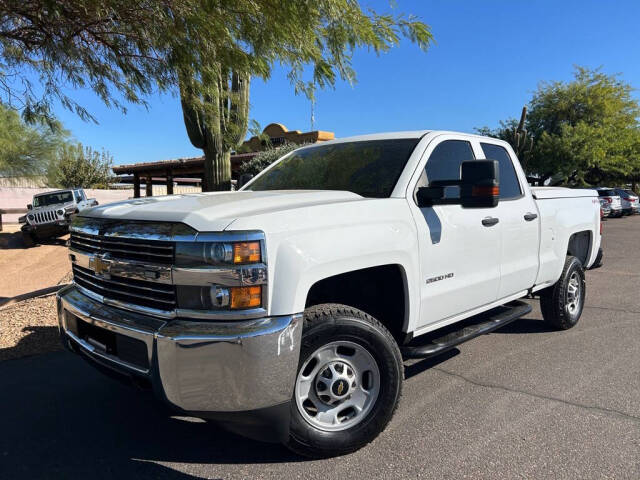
[294,341,380,432]
[566,271,582,315]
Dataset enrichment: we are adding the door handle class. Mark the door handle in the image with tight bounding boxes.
[524,212,538,221]
[482,217,499,227]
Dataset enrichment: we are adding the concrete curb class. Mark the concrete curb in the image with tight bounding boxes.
[0,283,71,310]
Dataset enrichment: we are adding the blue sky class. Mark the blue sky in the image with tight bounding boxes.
[49,0,640,165]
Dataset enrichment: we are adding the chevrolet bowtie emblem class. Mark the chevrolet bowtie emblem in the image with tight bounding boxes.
[89,255,111,278]
[337,381,344,396]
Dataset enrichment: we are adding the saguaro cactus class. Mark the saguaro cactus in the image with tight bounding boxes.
[508,106,534,171]
[180,68,250,191]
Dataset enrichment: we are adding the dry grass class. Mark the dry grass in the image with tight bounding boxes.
[0,295,61,362]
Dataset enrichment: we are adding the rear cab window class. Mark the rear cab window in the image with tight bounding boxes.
[480,143,522,199]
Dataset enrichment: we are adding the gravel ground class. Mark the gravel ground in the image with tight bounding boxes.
[0,295,61,362]
[0,224,71,300]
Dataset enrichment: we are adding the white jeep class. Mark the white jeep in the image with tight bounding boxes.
[21,188,97,244]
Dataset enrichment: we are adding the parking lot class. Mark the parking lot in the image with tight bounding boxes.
[1,216,638,479]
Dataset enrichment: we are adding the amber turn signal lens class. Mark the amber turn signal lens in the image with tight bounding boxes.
[471,185,499,197]
[230,286,262,309]
[233,242,261,264]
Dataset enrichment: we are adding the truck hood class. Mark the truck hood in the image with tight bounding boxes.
[80,190,364,231]
[31,200,74,212]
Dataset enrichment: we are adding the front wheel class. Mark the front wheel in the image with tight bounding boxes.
[540,256,585,330]
[286,304,403,458]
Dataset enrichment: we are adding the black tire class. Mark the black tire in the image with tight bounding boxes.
[540,256,585,330]
[286,304,403,458]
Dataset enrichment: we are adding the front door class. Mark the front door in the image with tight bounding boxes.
[409,136,502,329]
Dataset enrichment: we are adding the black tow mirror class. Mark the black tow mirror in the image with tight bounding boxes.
[460,160,499,208]
[416,160,499,209]
[27,204,32,210]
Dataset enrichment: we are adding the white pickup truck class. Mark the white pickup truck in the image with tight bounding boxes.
[56,131,600,458]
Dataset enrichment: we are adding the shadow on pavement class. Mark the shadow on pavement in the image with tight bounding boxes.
[404,349,460,379]
[0,231,27,249]
[0,326,62,362]
[495,317,557,334]
[0,351,303,480]
[0,231,67,250]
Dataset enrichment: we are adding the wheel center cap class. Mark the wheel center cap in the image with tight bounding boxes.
[332,378,350,397]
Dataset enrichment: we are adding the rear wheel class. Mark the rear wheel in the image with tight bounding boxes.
[540,256,585,330]
[286,304,403,458]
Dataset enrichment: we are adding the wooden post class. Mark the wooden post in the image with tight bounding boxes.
[133,173,140,198]
[166,171,174,195]
[146,176,153,197]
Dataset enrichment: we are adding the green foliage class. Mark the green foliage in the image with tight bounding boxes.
[0,103,66,180]
[47,143,115,189]
[238,142,305,176]
[477,108,534,171]
[478,67,640,186]
[0,0,188,125]
[1,1,432,128]
[247,119,272,150]
[177,1,433,190]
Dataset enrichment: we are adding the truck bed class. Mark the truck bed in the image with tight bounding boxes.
[531,186,597,200]
[533,187,600,289]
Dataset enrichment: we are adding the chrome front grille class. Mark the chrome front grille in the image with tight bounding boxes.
[34,210,58,224]
[70,231,174,265]
[68,217,268,320]
[72,264,176,311]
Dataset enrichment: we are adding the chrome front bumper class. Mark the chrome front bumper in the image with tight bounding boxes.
[57,285,302,415]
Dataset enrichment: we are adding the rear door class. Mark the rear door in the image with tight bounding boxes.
[408,135,502,328]
[478,141,539,299]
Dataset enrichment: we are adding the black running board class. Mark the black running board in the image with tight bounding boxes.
[401,300,532,359]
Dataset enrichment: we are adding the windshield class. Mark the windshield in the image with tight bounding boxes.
[33,191,73,207]
[246,139,420,198]
[622,189,637,197]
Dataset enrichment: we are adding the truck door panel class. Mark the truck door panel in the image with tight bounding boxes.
[479,142,539,298]
[410,137,501,328]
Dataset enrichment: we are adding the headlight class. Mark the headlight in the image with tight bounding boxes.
[176,285,262,310]
[27,214,34,220]
[175,241,262,266]
[57,209,64,216]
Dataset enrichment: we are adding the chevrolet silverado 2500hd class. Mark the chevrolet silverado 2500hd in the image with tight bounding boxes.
[56,131,600,457]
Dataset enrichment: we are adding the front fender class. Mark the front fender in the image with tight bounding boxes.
[268,221,418,332]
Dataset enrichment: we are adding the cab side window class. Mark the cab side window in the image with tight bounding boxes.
[74,190,83,203]
[480,143,522,199]
[424,140,475,198]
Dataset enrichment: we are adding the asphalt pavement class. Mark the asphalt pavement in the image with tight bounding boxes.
[1,216,638,479]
